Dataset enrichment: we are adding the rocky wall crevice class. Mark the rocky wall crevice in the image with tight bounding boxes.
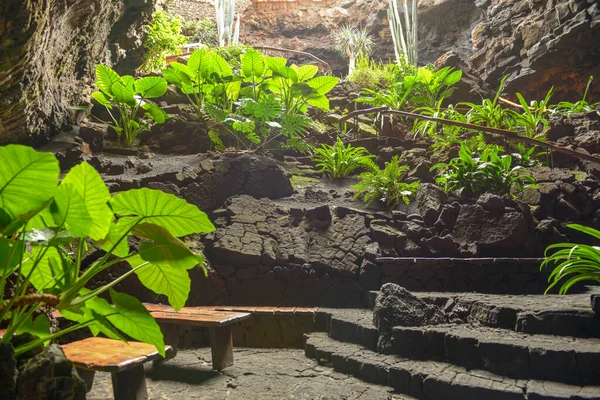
[0,0,152,145]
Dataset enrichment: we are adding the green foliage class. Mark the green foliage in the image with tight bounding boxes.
[334,25,374,75]
[431,144,537,197]
[182,18,218,46]
[312,136,374,178]
[410,67,462,108]
[348,56,399,90]
[510,88,553,140]
[511,143,545,167]
[541,224,600,294]
[352,156,420,208]
[551,76,599,115]
[462,75,514,130]
[163,48,242,115]
[93,65,169,146]
[141,9,187,72]
[0,145,215,357]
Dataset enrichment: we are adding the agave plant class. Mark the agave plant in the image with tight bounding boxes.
[541,224,600,294]
[312,136,374,178]
[335,24,375,76]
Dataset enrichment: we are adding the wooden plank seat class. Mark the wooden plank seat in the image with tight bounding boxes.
[143,304,251,371]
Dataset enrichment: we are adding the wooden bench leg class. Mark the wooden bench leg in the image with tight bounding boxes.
[161,324,180,358]
[210,326,234,371]
[76,368,95,392]
[111,365,148,400]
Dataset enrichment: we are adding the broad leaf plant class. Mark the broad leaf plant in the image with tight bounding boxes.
[0,145,215,357]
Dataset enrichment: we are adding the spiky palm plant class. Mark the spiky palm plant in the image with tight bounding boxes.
[335,25,375,76]
[541,224,600,294]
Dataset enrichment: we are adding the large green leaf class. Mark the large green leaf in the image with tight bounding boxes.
[109,188,215,237]
[211,53,233,77]
[187,48,214,79]
[61,162,112,241]
[307,76,339,96]
[51,183,93,238]
[241,48,265,78]
[21,246,61,291]
[16,314,51,341]
[86,290,165,356]
[162,68,191,88]
[92,91,111,106]
[135,77,168,99]
[0,145,59,220]
[133,224,202,270]
[0,238,24,278]
[120,75,136,93]
[61,305,126,341]
[95,65,121,96]
[111,82,136,107]
[143,102,168,123]
[307,94,330,110]
[293,64,319,81]
[96,220,130,258]
[128,254,191,311]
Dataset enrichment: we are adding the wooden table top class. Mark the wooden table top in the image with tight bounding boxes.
[147,307,252,327]
[61,337,170,372]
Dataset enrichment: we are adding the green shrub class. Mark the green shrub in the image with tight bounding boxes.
[352,156,420,207]
[551,76,599,115]
[0,144,215,357]
[541,224,600,294]
[461,75,514,130]
[347,56,398,90]
[510,88,553,140]
[312,136,374,178]
[92,65,169,146]
[141,9,187,72]
[182,18,218,46]
[431,144,537,197]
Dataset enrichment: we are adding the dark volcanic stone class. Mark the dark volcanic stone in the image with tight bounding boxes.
[373,283,446,353]
[0,343,16,400]
[414,183,447,227]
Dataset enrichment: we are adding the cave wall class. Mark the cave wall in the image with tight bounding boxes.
[468,0,600,101]
[0,0,153,145]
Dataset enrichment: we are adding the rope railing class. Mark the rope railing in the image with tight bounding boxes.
[338,107,600,165]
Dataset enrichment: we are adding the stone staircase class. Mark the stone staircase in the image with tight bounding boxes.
[303,289,600,399]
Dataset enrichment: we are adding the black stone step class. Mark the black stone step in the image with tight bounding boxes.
[368,289,600,338]
[315,308,377,350]
[391,324,600,385]
[304,332,600,400]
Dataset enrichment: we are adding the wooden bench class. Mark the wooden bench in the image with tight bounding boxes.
[0,328,168,400]
[144,304,251,371]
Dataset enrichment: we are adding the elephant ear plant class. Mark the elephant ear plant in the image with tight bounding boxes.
[0,144,215,357]
[92,64,169,146]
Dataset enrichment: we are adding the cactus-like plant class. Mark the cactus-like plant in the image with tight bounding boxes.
[388,0,419,67]
[215,0,239,47]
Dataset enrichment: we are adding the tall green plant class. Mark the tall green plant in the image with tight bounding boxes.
[141,9,188,72]
[431,144,537,196]
[312,136,374,178]
[335,25,375,76]
[215,0,240,47]
[461,75,514,130]
[92,65,169,146]
[511,88,553,140]
[0,145,215,357]
[541,224,600,294]
[163,48,242,115]
[388,0,419,67]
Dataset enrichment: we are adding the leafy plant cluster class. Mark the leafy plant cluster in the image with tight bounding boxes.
[352,156,421,208]
[163,47,339,151]
[312,136,374,178]
[182,18,218,46]
[347,56,404,90]
[0,144,215,357]
[141,9,188,73]
[431,144,537,197]
[92,65,169,146]
[541,224,600,294]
